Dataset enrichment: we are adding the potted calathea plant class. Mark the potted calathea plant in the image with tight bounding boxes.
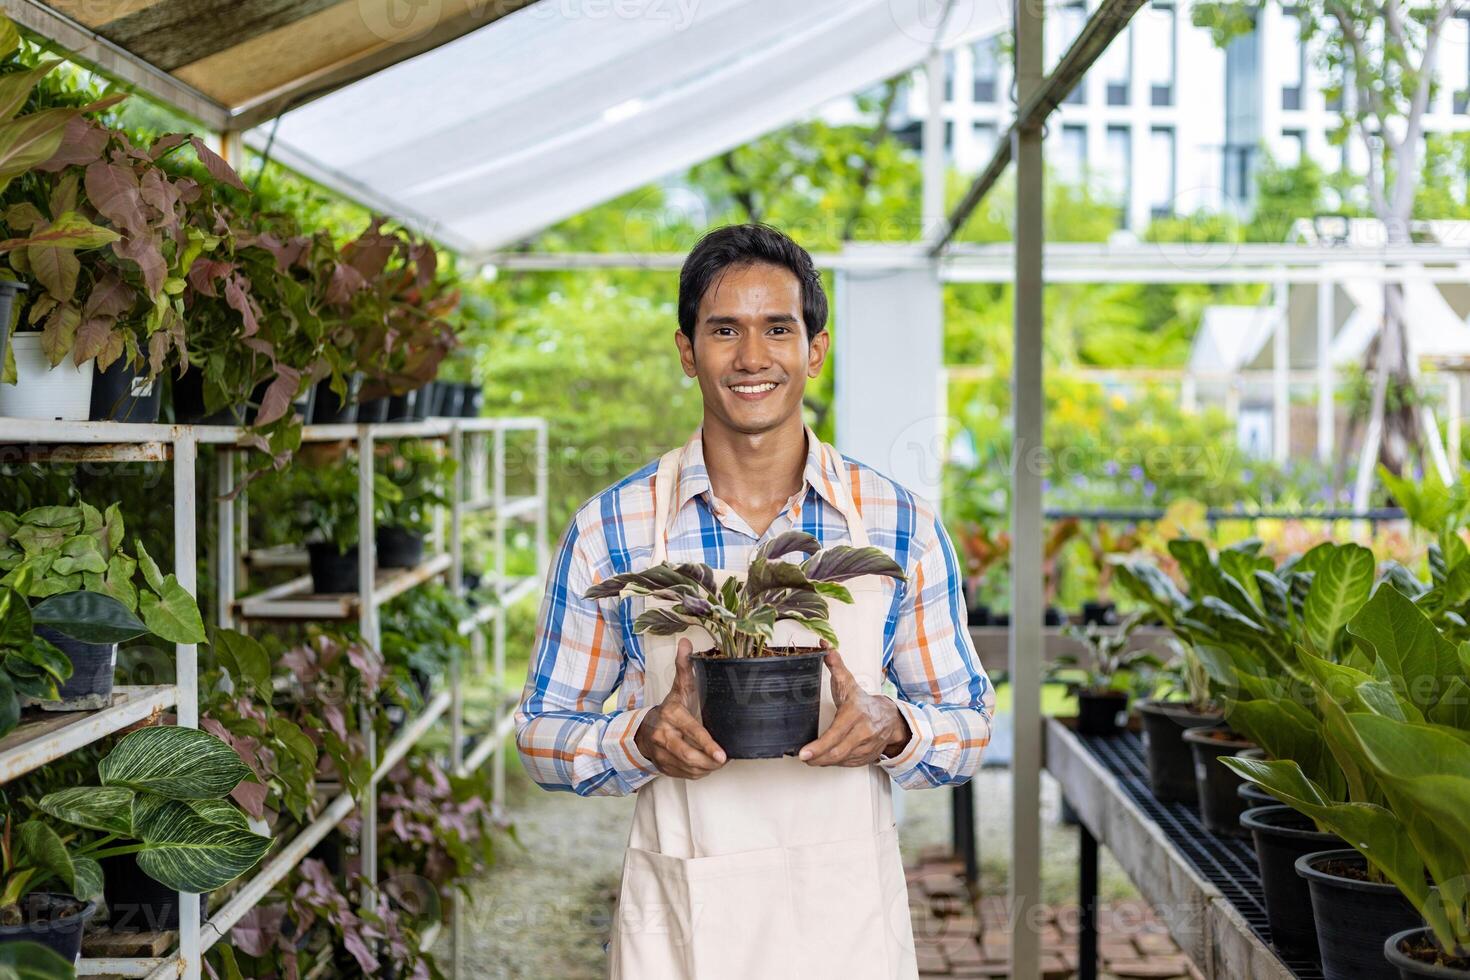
[584,531,905,759]
[1050,612,1159,736]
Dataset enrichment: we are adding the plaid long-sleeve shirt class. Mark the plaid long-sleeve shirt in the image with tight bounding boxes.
[515,427,995,796]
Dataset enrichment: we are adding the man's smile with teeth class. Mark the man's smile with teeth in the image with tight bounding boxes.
[731,382,778,393]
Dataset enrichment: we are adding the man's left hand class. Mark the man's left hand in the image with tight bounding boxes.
[799,647,911,767]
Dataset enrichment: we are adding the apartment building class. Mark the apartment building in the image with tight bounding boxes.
[895,2,1470,230]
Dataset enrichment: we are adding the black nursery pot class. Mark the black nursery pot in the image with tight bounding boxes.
[101,854,206,932]
[434,382,462,418]
[387,389,419,422]
[357,396,390,424]
[1385,928,1470,980]
[307,377,360,424]
[33,626,114,710]
[1137,699,1223,804]
[375,525,424,569]
[692,650,825,759]
[89,358,161,423]
[0,892,98,963]
[307,543,361,594]
[1043,606,1067,627]
[1297,850,1422,980]
[1241,806,1342,961]
[1238,779,1276,806]
[459,383,483,418]
[1182,726,1254,837]
[1074,689,1128,736]
[411,383,435,421]
[171,368,244,425]
[1081,600,1118,626]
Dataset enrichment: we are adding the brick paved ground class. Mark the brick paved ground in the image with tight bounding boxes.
[909,850,1202,980]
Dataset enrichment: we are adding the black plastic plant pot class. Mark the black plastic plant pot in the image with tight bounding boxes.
[411,383,434,421]
[307,377,360,424]
[1137,699,1223,805]
[1385,927,1470,979]
[434,383,462,418]
[307,543,361,594]
[459,383,483,418]
[357,396,390,424]
[0,892,98,963]
[692,650,825,759]
[1043,606,1066,626]
[386,390,418,421]
[32,625,115,711]
[1182,726,1254,837]
[89,358,161,423]
[375,525,424,569]
[1081,600,1118,626]
[1242,805,1342,961]
[1238,780,1276,805]
[101,854,206,932]
[171,369,245,425]
[1297,849,1423,980]
[1075,689,1129,736]
[967,601,991,626]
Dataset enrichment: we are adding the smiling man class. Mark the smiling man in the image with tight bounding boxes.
[515,224,995,979]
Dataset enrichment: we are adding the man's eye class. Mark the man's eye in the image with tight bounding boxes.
[770,325,792,335]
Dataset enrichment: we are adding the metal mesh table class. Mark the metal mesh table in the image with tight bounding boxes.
[1045,718,1322,980]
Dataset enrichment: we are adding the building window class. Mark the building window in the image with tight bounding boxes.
[1281,8,1305,111]
[974,122,999,162]
[1106,125,1132,226]
[1141,1,1176,107]
[1058,124,1088,186]
[973,37,1000,103]
[1101,22,1131,105]
[1282,129,1306,166]
[1060,3,1088,105]
[1148,126,1176,220]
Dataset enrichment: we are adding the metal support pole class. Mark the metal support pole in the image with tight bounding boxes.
[448,427,466,980]
[216,451,236,632]
[358,432,378,909]
[1011,0,1045,972]
[172,434,201,980]
[1317,279,1335,462]
[535,422,550,580]
[951,783,978,888]
[492,427,508,810]
[1273,274,1290,464]
[923,49,947,239]
[1079,820,1099,980]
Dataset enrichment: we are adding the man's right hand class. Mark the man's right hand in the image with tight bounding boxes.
[635,638,727,779]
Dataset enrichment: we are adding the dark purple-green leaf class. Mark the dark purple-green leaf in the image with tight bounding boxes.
[755,531,821,563]
[802,546,905,584]
[583,563,708,600]
[31,589,148,643]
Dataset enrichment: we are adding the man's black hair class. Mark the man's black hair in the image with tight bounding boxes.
[677,224,828,340]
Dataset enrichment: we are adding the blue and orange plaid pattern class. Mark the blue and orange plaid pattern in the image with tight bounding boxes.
[514,427,996,796]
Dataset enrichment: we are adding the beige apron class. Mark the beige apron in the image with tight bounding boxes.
[608,447,919,980]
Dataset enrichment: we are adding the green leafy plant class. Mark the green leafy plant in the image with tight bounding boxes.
[584,531,905,657]
[375,441,452,537]
[1051,613,1161,695]
[35,725,272,893]
[0,938,73,978]
[0,813,101,924]
[270,459,399,555]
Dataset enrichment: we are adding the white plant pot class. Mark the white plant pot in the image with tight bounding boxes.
[0,332,93,420]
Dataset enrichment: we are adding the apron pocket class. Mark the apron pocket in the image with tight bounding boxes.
[786,827,916,979]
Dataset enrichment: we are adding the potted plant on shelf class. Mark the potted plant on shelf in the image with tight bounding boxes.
[1222,580,1458,980]
[276,461,400,594]
[375,441,452,569]
[0,815,101,964]
[1050,613,1160,736]
[0,504,207,718]
[584,531,905,759]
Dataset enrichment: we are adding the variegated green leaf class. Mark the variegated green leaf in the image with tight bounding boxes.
[133,797,271,892]
[36,785,135,835]
[1303,544,1374,654]
[801,545,905,584]
[99,726,252,799]
[633,607,702,636]
[133,539,165,594]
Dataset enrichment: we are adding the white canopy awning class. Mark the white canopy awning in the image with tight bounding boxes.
[246,0,1008,256]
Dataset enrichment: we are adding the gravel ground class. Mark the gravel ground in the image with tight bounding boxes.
[451,761,1137,978]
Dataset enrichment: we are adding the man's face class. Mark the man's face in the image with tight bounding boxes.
[676,262,829,437]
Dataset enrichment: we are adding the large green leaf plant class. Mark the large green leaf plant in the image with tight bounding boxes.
[584,531,906,657]
[34,726,272,894]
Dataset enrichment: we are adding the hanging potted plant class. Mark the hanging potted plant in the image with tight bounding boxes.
[584,531,905,759]
[1050,613,1160,736]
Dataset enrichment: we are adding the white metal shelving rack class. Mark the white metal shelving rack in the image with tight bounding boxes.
[0,416,547,980]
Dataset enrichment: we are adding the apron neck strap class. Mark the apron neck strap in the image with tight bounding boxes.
[649,430,870,563]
